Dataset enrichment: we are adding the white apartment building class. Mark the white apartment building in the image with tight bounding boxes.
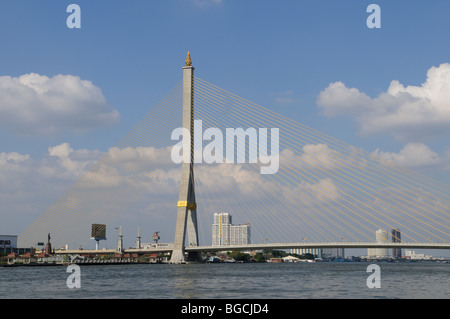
[212,212,250,246]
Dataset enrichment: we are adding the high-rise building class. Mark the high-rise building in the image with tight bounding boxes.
[367,229,389,258]
[212,212,231,245]
[212,213,250,246]
[391,228,402,258]
[230,224,251,245]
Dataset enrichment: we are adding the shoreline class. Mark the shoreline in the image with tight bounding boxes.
[1,259,448,268]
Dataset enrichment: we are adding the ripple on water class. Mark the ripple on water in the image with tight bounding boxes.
[1,262,448,299]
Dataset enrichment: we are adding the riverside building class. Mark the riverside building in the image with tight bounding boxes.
[367,229,390,258]
[391,228,402,258]
[212,213,251,246]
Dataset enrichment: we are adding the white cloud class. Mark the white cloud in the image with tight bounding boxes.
[317,63,450,141]
[0,73,120,135]
[372,143,447,169]
[279,143,365,173]
[283,177,341,206]
[0,151,31,188]
[317,81,372,117]
[48,143,74,159]
[0,152,30,163]
[300,143,339,168]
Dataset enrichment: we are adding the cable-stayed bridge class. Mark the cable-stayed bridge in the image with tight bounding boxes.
[19,53,450,262]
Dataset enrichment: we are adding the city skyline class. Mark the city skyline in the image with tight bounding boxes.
[0,2,449,256]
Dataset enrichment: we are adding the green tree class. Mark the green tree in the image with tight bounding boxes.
[229,251,251,262]
[271,250,288,258]
[253,252,266,263]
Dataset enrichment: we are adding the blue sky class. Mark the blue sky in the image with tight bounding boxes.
[1,1,450,154]
[1,1,450,252]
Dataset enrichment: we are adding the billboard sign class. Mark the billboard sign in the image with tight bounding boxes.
[91,224,106,240]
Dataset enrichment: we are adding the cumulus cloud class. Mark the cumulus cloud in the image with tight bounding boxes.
[282,177,341,206]
[0,152,30,163]
[279,143,367,173]
[0,73,120,135]
[317,63,450,141]
[372,143,449,170]
[0,151,31,189]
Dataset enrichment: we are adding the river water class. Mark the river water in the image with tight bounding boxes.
[1,262,448,299]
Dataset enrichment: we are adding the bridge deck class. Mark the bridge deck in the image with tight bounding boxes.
[54,242,450,255]
[185,242,450,252]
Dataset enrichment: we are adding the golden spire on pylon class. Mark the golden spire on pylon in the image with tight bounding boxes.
[185,51,192,66]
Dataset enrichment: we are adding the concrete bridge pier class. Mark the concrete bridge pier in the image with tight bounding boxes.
[170,52,202,264]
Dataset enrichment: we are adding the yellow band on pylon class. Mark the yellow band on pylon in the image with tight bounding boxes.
[177,201,197,210]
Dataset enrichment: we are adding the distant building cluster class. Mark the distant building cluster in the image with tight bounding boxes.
[290,248,345,259]
[290,228,404,260]
[405,250,433,260]
[212,213,251,246]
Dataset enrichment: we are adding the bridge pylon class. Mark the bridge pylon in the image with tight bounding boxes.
[170,52,201,263]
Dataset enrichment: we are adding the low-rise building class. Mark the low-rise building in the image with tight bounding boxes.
[405,250,432,260]
[0,235,17,250]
